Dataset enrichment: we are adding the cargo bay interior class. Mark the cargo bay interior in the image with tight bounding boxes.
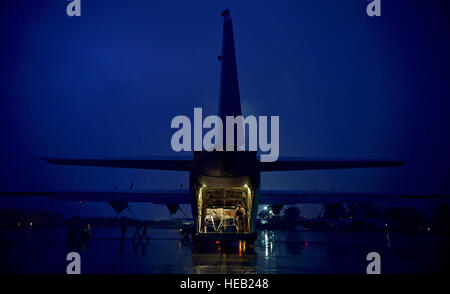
[197,186,253,234]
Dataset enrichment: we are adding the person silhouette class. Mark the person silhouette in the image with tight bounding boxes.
[235,204,246,232]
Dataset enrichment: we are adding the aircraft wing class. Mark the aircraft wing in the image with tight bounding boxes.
[0,190,191,205]
[44,156,193,171]
[44,156,405,172]
[260,190,450,205]
[259,157,406,171]
[2,190,449,205]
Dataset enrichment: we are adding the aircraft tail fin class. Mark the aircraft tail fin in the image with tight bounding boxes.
[219,9,242,119]
[219,9,243,149]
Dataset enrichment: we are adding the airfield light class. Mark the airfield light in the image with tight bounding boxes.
[215,241,220,244]
[264,206,268,210]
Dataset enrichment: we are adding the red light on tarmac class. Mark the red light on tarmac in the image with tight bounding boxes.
[215,241,220,244]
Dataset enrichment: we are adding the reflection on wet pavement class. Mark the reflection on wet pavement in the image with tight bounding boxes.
[0,227,449,273]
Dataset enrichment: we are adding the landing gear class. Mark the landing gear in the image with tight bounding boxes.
[132,225,150,242]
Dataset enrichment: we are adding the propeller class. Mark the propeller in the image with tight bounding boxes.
[108,181,134,218]
[158,183,190,218]
[164,204,190,218]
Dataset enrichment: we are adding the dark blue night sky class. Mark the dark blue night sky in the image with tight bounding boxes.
[1,0,449,219]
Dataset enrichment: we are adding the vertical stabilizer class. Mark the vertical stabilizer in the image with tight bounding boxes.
[219,9,243,149]
[219,9,242,119]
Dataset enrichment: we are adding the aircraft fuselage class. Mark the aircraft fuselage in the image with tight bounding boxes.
[189,151,260,243]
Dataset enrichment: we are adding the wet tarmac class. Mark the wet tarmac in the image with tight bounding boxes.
[0,227,449,274]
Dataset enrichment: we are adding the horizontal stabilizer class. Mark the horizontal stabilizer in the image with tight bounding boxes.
[259,157,406,172]
[44,156,192,171]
